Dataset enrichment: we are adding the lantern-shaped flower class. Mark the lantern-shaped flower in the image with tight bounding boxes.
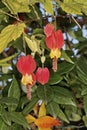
[16,55,36,99]
[26,102,61,130]
[36,67,50,85]
[44,23,64,72]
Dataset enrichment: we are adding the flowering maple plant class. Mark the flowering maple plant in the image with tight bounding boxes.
[15,23,65,129]
[0,0,87,129]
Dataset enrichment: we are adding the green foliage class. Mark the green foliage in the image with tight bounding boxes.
[0,0,87,129]
[46,102,69,123]
[0,117,8,130]
[8,75,20,111]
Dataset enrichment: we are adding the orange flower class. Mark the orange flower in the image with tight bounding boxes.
[35,116,61,129]
[25,102,61,130]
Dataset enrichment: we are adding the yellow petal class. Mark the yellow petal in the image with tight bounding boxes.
[25,114,36,124]
[38,102,46,118]
[50,49,61,59]
[33,103,39,115]
[35,116,61,128]
[38,127,51,130]
[21,74,33,86]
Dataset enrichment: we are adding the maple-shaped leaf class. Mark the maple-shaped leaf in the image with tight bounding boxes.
[0,22,25,53]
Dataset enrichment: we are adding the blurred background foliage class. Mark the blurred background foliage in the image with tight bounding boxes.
[0,0,87,129]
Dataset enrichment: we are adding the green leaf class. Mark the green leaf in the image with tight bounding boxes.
[81,85,87,96]
[0,117,8,130]
[61,51,74,64]
[65,106,81,121]
[0,53,18,63]
[0,108,11,126]
[77,68,87,85]
[9,112,30,129]
[71,113,81,121]
[77,57,87,76]
[53,95,76,106]
[37,85,54,103]
[46,102,69,123]
[48,72,63,85]
[57,106,69,123]
[13,37,24,52]
[10,123,23,130]
[0,22,25,53]
[51,86,73,98]
[23,96,39,115]
[8,75,20,111]
[77,57,87,85]
[83,116,87,127]
[32,28,43,35]
[56,62,74,75]
[83,95,87,115]
[46,102,59,117]
[2,0,30,14]
[0,97,18,106]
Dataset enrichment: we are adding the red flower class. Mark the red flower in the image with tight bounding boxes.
[44,23,64,59]
[44,24,64,72]
[17,55,37,99]
[17,55,36,75]
[45,30,64,51]
[44,23,54,37]
[36,67,50,85]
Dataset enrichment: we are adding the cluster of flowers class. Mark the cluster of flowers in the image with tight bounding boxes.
[16,23,64,129]
[16,23,64,99]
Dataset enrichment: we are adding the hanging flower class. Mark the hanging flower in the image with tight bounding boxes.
[25,102,61,130]
[17,55,36,75]
[16,55,36,99]
[44,23,64,72]
[36,67,50,85]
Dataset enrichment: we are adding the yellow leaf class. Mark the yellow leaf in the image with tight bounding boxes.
[2,0,30,14]
[33,103,38,115]
[25,36,41,54]
[40,0,54,15]
[25,114,36,124]
[0,53,18,63]
[38,102,46,118]
[59,0,82,15]
[0,23,25,53]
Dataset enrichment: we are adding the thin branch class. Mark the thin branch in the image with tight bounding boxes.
[0,9,22,22]
[71,15,81,29]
